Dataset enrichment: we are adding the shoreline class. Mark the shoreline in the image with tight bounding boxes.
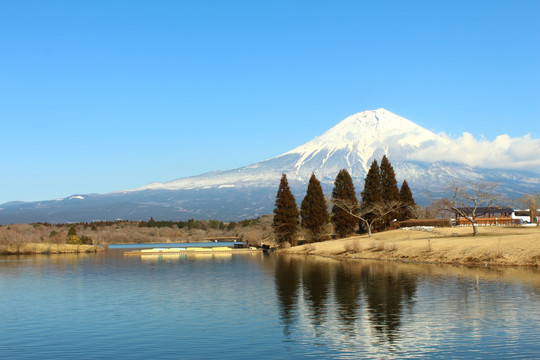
[280,226,540,267]
[0,243,104,255]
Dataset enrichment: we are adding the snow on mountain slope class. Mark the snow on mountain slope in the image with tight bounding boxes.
[137,108,454,190]
[2,108,539,224]
[280,108,450,180]
[285,108,444,163]
[132,107,540,206]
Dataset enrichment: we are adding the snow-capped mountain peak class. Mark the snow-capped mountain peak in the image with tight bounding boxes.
[3,108,539,224]
[281,108,446,177]
[138,108,441,191]
[288,108,443,154]
[134,108,538,199]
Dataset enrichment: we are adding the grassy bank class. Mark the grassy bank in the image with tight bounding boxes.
[0,218,274,248]
[0,243,104,255]
[281,226,540,266]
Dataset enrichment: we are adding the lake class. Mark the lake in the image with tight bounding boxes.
[1,246,539,359]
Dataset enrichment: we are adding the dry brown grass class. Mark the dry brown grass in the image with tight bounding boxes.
[280,226,540,266]
[0,243,103,255]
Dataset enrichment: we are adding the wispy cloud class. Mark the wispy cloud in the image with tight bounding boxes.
[409,132,540,174]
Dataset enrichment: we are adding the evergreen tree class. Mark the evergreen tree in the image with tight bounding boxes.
[379,155,400,228]
[399,180,416,220]
[380,155,400,203]
[273,174,299,245]
[187,218,198,230]
[331,169,358,237]
[300,173,328,242]
[67,225,77,237]
[361,160,382,231]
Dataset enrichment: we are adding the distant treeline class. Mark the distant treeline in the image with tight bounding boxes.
[3,217,263,231]
[137,216,261,230]
[26,220,132,230]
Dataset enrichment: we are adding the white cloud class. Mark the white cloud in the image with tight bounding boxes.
[408,132,540,174]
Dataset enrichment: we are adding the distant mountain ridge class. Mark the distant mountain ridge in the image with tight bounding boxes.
[1,108,539,224]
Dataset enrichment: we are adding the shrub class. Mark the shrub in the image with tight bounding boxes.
[80,235,93,245]
[397,219,451,227]
[66,235,82,245]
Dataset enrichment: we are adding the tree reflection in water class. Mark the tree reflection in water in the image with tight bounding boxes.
[274,255,302,336]
[302,259,331,332]
[274,256,417,345]
[360,263,417,343]
[334,262,362,334]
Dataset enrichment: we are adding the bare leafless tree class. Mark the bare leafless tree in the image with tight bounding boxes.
[408,204,437,219]
[332,199,403,237]
[518,193,540,225]
[434,181,503,236]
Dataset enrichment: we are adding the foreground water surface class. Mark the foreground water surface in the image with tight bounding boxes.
[1,247,539,359]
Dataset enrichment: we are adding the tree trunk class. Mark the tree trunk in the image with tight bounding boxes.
[362,219,373,237]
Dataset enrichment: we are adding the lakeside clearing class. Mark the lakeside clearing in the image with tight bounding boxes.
[281,226,540,267]
[0,243,104,255]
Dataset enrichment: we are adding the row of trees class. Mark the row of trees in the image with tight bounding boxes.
[273,156,415,245]
[138,217,262,231]
[334,156,415,237]
[139,217,231,230]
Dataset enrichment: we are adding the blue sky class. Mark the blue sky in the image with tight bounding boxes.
[1,0,539,204]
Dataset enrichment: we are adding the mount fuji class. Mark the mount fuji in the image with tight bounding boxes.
[1,108,539,224]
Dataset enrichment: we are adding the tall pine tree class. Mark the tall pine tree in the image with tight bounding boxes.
[361,159,382,231]
[301,173,328,242]
[273,174,299,245]
[331,169,358,237]
[379,155,400,228]
[380,155,400,202]
[399,180,415,220]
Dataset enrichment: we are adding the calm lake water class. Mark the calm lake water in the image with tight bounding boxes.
[1,246,539,359]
